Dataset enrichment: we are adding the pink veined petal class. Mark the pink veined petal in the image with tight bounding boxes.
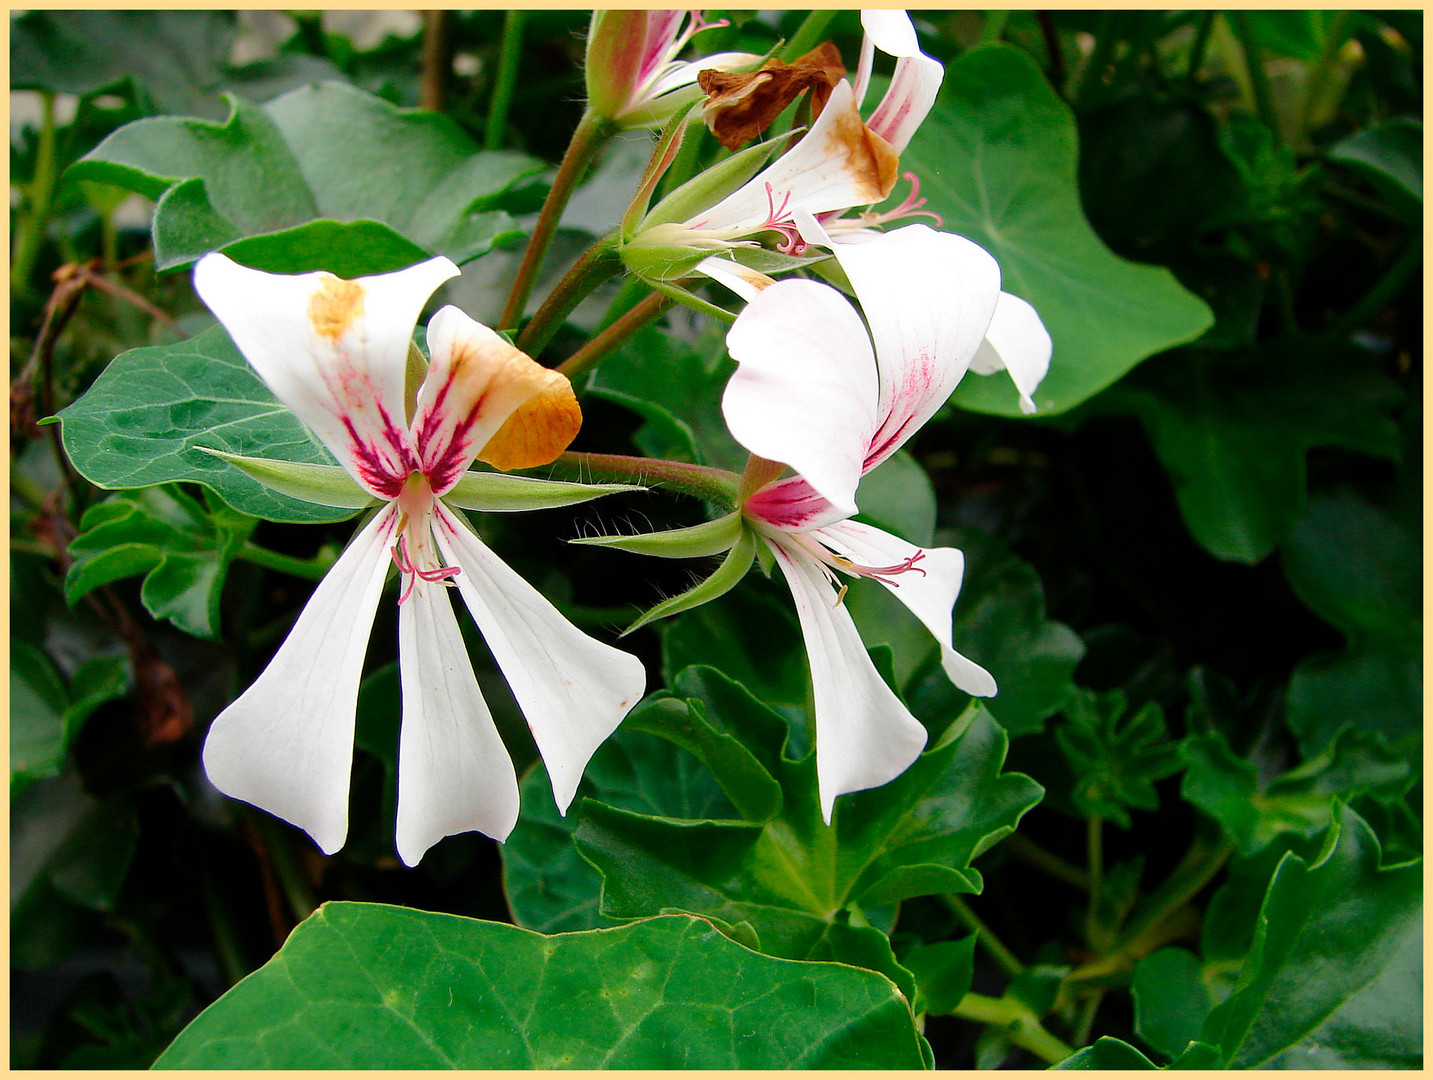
[644,51,759,99]
[743,473,847,532]
[724,279,878,519]
[794,214,1001,474]
[395,577,520,867]
[817,520,997,697]
[766,536,928,823]
[969,291,1053,416]
[194,253,458,499]
[864,53,944,153]
[201,504,400,855]
[851,21,877,106]
[639,10,687,83]
[431,502,645,814]
[692,80,895,234]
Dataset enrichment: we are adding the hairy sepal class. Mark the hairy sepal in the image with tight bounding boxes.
[623,527,758,635]
[197,448,375,510]
[441,471,642,512]
[572,511,744,558]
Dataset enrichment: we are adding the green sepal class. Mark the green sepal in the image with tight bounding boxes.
[648,275,739,322]
[572,511,743,558]
[754,535,776,576]
[196,448,375,509]
[619,235,721,285]
[623,527,758,635]
[442,472,643,513]
[638,129,798,232]
[621,101,698,241]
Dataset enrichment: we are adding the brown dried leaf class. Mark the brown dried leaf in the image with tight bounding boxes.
[698,42,846,151]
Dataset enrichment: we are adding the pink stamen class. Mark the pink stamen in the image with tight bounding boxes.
[391,533,460,604]
[853,549,928,587]
[761,183,806,255]
[867,173,943,228]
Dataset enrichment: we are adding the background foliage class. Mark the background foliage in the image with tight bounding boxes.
[10,9,1421,1069]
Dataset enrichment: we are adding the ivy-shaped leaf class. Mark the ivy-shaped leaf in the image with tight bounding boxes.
[901,44,1213,417]
[1054,688,1182,828]
[154,907,930,1069]
[68,81,544,273]
[11,646,130,800]
[65,486,256,639]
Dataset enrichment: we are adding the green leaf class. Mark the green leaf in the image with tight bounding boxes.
[65,486,255,639]
[1054,1035,1160,1069]
[154,907,929,1068]
[574,671,1041,995]
[57,326,361,524]
[902,45,1213,417]
[585,322,745,471]
[1200,804,1422,1068]
[1180,728,1415,857]
[69,82,543,273]
[1054,689,1182,828]
[1285,643,1422,758]
[1131,947,1217,1061]
[11,647,130,800]
[1109,341,1404,562]
[898,527,1083,737]
[854,450,936,548]
[902,936,977,1016]
[1326,118,1422,223]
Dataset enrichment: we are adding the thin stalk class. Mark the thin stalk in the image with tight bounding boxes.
[778,9,838,62]
[1005,833,1090,890]
[943,894,1023,977]
[953,992,1074,1065]
[12,91,59,293]
[255,815,319,923]
[484,10,526,151]
[552,450,741,508]
[1299,10,1353,144]
[558,291,673,381]
[419,10,455,112]
[1231,12,1281,141]
[500,108,614,331]
[1186,10,1215,81]
[1072,990,1104,1047]
[201,870,251,987]
[1328,238,1421,338]
[1085,814,1104,946]
[239,541,334,582]
[514,236,622,357]
[981,10,1011,45]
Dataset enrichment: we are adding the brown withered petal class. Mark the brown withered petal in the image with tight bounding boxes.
[698,41,846,151]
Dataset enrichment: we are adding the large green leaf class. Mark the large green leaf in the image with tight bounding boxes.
[901,45,1213,417]
[68,81,544,273]
[10,647,130,800]
[154,906,928,1068]
[574,668,1042,996]
[1108,340,1404,562]
[1130,947,1218,1061]
[1200,804,1422,1068]
[56,325,360,524]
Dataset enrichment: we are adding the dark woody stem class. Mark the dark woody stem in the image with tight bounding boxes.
[552,451,742,509]
[557,291,674,381]
[500,108,615,333]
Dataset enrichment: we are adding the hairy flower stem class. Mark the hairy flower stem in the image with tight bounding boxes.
[942,894,1023,977]
[500,109,614,332]
[557,291,674,381]
[483,9,526,151]
[952,992,1074,1065]
[553,451,741,509]
[515,234,622,357]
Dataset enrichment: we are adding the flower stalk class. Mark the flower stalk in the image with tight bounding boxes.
[557,291,674,381]
[515,233,622,356]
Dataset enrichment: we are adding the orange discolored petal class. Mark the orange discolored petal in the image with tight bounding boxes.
[476,375,581,472]
[307,276,365,340]
[820,93,900,205]
[698,42,845,151]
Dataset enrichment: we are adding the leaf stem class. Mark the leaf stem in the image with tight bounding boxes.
[1085,813,1104,946]
[1230,12,1282,141]
[200,868,252,987]
[942,894,1023,977]
[514,234,622,357]
[1004,833,1090,890]
[419,10,455,112]
[553,451,741,508]
[557,291,673,381]
[12,91,59,294]
[500,108,614,332]
[238,541,335,582]
[1186,10,1215,81]
[483,9,526,151]
[953,992,1074,1065]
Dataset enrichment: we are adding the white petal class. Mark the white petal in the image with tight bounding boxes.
[193,253,459,498]
[817,520,997,697]
[695,255,772,304]
[724,279,878,518]
[970,291,1052,415]
[795,216,1001,473]
[865,55,943,153]
[767,536,928,823]
[693,81,896,234]
[201,505,399,854]
[431,502,645,813]
[395,580,520,866]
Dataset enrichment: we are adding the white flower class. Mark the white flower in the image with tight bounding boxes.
[193,254,645,865]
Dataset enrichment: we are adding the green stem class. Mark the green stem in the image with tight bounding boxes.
[943,894,1023,977]
[778,9,838,62]
[1186,10,1215,80]
[1329,238,1422,338]
[12,91,59,293]
[979,10,1010,45]
[1085,814,1104,946]
[239,541,334,582]
[201,870,251,987]
[552,451,740,508]
[953,992,1074,1065]
[255,815,319,923]
[514,235,622,357]
[484,10,526,151]
[557,291,673,381]
[1005,833,1090,891]
[1231,12,1281,141]
[1299,10,1353,145]
[500,108,614,331]
[1072,990,1104,1047]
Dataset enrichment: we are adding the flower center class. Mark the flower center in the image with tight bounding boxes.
[778,528,928,606]
[391,474,461,603]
